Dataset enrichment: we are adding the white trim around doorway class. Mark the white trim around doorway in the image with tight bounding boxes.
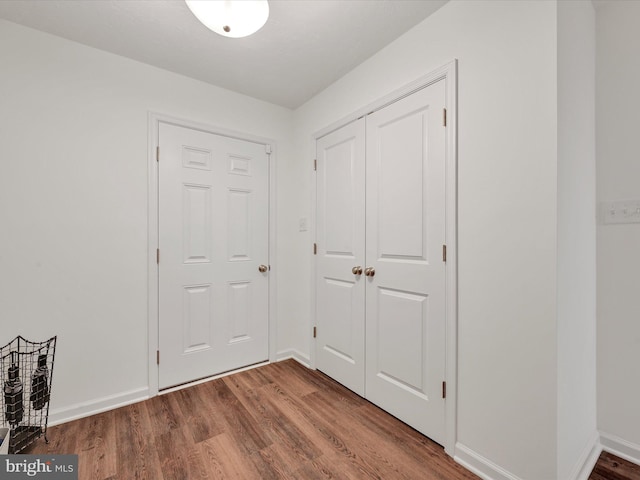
[309,59,458,456]
[147,112,278,398]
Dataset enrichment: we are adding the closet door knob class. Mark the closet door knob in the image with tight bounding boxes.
[352,266,363,275]
[258,264,268,273]
[364,267,375,277]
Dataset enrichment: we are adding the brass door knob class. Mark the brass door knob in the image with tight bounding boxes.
[352,266,363,275]
[258,264,268,273]
[364,267,375,277]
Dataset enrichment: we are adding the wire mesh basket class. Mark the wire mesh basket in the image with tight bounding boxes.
[0,335,56,454]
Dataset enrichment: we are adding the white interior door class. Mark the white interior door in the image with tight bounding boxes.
[158,122,269,390]
[365,80,447,444]
[315,118,366,396]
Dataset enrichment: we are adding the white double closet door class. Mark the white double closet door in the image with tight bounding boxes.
[315,80,447,444]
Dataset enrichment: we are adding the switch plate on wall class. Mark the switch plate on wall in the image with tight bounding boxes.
[299,217,308,232]
[600,200,640,224]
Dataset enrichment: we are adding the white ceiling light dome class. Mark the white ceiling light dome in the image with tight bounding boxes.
[185,0,269,38]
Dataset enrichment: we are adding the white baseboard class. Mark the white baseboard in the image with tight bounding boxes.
[600,431,640,467]
[47,387,149,426]
[567,431,602,480]
[454,443,522,480]
[454,432,622,480]
[276,348,310,367]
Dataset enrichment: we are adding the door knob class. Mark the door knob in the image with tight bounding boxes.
[352,266,363,275]
[258,264,268,273]
[364,267,375,277]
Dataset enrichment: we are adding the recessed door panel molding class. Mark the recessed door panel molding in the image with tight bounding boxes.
[182,145,212,171]
[321,278,357,363]
[158,122,269,389]
[376,107,429,262]
[227,281,251,343]
[182,284,213,354]
[227,188,251,262]
[323,138,358,256]
[228,153,252,176]
[314,62,457,449]
[375,287,428,396]
[182,183,212,264]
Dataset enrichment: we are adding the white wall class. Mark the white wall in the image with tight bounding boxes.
[0,19,294,422]
[293,2,559,478]
[557,2,598,479]
[596,1,640,462]
[0,2,613,478]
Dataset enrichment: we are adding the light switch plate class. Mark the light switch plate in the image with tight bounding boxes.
[299,217,308,232]
[601,200,640,224]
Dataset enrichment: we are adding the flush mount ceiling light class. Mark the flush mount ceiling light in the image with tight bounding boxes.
[185,0,269,38]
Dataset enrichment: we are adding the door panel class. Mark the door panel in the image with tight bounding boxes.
[378,111,429,259]
[365,80,447,444]
[376,287,428,391]
[227,188,251,260]
[182,184,211,263]
[159,123,269,389]
[315,119,366,396]
[182,284,212,353]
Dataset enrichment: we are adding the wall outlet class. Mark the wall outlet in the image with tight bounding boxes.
[601,200,640,225]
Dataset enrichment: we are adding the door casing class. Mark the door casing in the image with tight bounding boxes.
[147,112,278,397]
[310,60,458,455]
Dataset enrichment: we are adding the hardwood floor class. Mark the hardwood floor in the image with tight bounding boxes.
[590,451,640,480]
[25,359,640,479]
[28,360,478,479]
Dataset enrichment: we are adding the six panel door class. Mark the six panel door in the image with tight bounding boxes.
[158,123,269,389]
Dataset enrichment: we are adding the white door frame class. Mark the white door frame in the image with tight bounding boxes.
[147,112,278,397]
[310,60,458,455]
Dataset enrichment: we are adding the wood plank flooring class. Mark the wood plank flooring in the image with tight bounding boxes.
[25,359,640,479]
[27,360,478,479]
[590,451,640,480]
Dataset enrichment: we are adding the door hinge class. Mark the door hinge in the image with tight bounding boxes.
[442,244,447,262]
[156,350,160,365]
[313,243,317,255]
[442,381,446,399]
[265,144,272,154]
[156,146,160,162]
[156,248,160,264]
[313,326,317,338]
[443,108,447,127]
[313,159,317,171]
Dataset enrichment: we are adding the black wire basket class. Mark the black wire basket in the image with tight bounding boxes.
[0,335,56,454]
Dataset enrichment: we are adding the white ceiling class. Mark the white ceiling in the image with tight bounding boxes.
[0,0,448,109]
